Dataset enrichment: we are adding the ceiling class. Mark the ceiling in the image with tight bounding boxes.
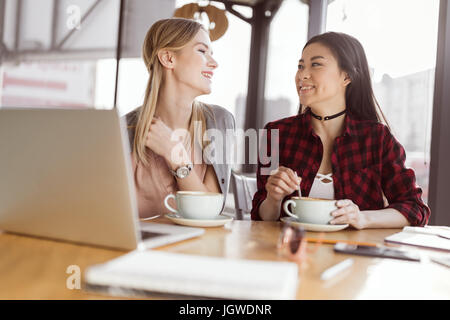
[220,0,265,6]
[213,0,284,7]
[213,0,325,7]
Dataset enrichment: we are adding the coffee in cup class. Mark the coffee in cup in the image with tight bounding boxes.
[164,191,224,220]
[283,196,338,225]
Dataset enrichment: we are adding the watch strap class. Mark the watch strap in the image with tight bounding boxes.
[170,163,193,178]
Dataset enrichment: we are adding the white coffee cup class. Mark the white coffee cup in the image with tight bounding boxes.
[283,196,338,225]
[164,191,224,220]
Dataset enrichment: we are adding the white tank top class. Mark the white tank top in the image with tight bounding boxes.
[308,173,335,200]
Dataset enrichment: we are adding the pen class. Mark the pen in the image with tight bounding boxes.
[305,238,379,247]
[320,258,354,281]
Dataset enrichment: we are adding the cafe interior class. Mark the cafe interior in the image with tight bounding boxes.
[0,0,449,301]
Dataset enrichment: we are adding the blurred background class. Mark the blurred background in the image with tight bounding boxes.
[0,0,448,223]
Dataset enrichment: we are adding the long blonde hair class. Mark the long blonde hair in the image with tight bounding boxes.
[133,18,210,167]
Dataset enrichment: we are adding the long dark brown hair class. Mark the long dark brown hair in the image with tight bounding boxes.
[299,32,389,127]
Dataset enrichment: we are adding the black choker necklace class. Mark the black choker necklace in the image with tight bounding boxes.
[310,109,347,121]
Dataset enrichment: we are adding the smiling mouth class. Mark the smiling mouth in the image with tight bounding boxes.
[201,72,212,80]
[300,85,315,91]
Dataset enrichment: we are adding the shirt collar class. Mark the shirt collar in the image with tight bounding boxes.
[342,111,358,137]
[298,107,313,138]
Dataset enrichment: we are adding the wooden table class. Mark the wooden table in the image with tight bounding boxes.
[1,217,449,299]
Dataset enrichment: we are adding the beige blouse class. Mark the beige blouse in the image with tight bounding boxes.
[126,104,234,219]
[132,146,207,219]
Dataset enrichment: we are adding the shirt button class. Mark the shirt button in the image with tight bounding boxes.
[221,178,225,184]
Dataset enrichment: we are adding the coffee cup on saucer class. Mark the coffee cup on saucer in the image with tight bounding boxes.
[164,191,224,220]
[283,196,338,225]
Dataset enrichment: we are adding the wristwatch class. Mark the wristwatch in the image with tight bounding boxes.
[169,163,193,179]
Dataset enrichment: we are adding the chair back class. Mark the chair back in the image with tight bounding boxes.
[230,170,257,220]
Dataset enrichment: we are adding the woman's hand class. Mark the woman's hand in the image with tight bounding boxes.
[265,166,301,202]
[145,117,189,167]
[330,199,367,230]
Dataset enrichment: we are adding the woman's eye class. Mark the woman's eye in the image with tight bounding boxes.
[298,65,304,70]
[199,49,206,54]
[312,63,321,67]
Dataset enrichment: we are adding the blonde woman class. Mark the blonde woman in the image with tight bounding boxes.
[126,18,235,218]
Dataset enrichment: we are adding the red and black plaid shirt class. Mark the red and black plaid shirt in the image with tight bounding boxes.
[250,108,430,226]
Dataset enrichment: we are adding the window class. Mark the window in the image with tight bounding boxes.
[264,0,309,124]
[117,0,251,119]
[0,0,120,110]
[326,0,440,203]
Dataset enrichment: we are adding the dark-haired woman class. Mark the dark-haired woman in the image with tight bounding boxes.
[251,32,430,228]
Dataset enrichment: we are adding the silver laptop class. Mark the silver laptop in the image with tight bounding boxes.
[0,108,204,250]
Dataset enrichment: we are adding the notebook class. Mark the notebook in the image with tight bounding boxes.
[384,226,450,252]
[84,250,299,300]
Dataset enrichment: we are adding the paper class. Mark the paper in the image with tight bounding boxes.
[385,231,450,252]
[84,250,299,299]
[403,226,450,239]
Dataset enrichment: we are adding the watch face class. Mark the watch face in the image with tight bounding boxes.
[177,167,190,178]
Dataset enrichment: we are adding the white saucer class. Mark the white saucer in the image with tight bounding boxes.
[280,217,349,232]
[165,214,233,227]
